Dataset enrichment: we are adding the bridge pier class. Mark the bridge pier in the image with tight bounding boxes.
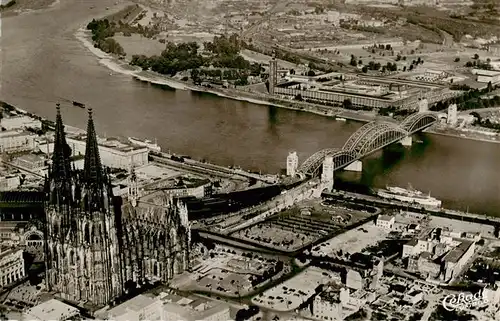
[321,156,334,192]
[400,136,412,147]
[345,160,362,172]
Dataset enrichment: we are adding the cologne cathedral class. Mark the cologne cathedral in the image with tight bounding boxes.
[44,106,190,307]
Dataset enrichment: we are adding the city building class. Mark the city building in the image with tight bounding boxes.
[44,107,190,307]
[0,174,21,191]
[403,228,477,282]
[0,130,37,153]
[346,270,364,290]
[1,115,42,131]
[422,69,449,81]
[273,74,452,111]
[312,286,342,321]
[482,281,500,306]
[142,176,212,199]
[67,135,149,169]
[376,215,395,230]
[162,296,230,321]
[488,44,500,56]
[107,292,231,321]
[0,191,45,221]
[312,284,376,321]
[403,289,424,305]
[0,245,25,288]
[472,69,500,84]
[13,154,46,171]
[23,299,80,321]
[286,151,299,177]
[106,294,164,321]
[442,239,475,281]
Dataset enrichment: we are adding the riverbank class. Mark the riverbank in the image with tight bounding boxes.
[74,27,385,122]
[425,128,500,145]
[75,23,500,147]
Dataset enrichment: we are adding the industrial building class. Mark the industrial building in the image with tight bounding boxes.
[39,134,149,170]
[472,69,500,84]
[272,72,453,111]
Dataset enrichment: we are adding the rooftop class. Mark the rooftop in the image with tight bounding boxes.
[107,294,157,317]
[443,239,474,263]
[68,134,148,153]
[0,191,45,206]
[405,239,418,246]
[24,299,79,321]
[15,153,45,163]
[0,130,34,138]
[378,215,394,222]
[473,69,500,77]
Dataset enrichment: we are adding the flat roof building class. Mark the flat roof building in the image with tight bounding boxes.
[23,299,79,321]
[67,135,149,170]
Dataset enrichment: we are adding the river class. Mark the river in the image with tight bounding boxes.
[1,0,499,216]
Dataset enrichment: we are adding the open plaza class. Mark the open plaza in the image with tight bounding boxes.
[230,199,374,252]
[252,267,336,312]
[171,246,284,297]
[310,221,391,258]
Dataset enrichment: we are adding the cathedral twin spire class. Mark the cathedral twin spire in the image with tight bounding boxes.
[51,104,72,183]
[49,105,107,211]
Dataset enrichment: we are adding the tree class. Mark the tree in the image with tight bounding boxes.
[454,57,460,62]
[307,70,316,77]
[385,44,392,50]
[487,81,493,92]
[191,68,201,84]
[474,53,479,60]
[343,99,353,109]
[349,55,357,66]
[362,66,368,73]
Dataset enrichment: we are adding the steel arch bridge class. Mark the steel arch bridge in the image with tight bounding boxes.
[298,112,438,176]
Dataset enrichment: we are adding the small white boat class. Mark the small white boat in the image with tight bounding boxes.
[128,137,161,152]
[336,117,347,121]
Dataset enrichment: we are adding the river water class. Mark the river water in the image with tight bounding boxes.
[1,0,499,216]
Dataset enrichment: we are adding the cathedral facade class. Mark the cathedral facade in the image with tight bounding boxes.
[44,107,190,307]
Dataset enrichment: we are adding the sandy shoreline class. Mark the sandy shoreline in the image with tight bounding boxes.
[73,27,346,118]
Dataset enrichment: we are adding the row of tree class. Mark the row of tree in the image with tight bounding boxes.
[86,19,125,56]
[129,35,258,77]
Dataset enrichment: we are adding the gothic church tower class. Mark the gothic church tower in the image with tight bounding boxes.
[45,106,123,306]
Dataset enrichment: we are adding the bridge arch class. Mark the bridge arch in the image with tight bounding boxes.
[400,112,438,133]
[297,112,438,177]
[345,122,408,156]
[297,148,338,176]
[342,121,385,152]
[350,125,408,157]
